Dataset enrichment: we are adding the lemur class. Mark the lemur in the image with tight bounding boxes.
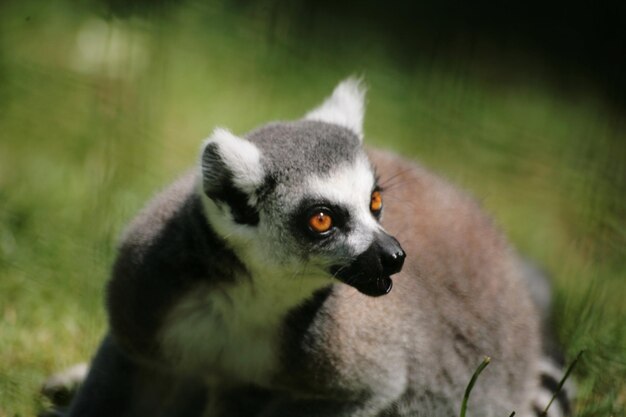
[44,79,572,417]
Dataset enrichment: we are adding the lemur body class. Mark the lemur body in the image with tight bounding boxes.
[59,80,571,417]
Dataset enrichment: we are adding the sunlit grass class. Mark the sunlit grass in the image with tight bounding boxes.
[1,1,624,415]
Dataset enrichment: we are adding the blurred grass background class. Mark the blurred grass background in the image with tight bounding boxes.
[0,0,625,415]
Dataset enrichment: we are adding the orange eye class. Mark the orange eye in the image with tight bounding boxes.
[308,211,333,234]
[370,191,383,212]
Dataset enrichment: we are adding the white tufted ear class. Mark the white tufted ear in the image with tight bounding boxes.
[200,128,264,199]
[305,77,366,141]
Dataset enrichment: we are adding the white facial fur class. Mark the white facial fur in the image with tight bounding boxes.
[304,154,382,256]
[305,77,366,140]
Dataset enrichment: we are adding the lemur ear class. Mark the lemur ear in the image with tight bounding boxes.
[200,128,264,225]
[304,77,366,141]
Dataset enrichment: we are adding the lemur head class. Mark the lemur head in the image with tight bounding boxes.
[200,78,405,297]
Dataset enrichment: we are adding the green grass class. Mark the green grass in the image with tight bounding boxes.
[1,1,625,416]
[460,357,491,417]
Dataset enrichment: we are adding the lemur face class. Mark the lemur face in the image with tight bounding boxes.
[200,79,405,296]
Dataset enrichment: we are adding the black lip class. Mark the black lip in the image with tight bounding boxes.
[352,276,393,297]
[330,263,396,297]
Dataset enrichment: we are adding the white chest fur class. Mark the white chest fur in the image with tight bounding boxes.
[159,269,329,386]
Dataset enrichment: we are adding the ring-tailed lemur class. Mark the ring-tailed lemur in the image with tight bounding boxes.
[44,79,573,417]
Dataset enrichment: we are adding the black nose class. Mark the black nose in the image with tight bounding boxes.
[377,233,406,276]
[328,231,406,297]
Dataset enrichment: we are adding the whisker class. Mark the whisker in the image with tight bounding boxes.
[378,168,415,188]
[383,195,423,210]
[331,264,350,279]
[380,177,420,192]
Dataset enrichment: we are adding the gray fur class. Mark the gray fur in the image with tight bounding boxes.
[247,120,361,185]
[45,79,572,417]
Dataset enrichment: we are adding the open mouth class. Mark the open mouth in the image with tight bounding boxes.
[330,266,395,297]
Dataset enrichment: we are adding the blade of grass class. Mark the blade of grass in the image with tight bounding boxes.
[540,350,584,416]
[460,356,491,417]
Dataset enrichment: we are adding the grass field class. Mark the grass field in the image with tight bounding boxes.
[1,1,625,416]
